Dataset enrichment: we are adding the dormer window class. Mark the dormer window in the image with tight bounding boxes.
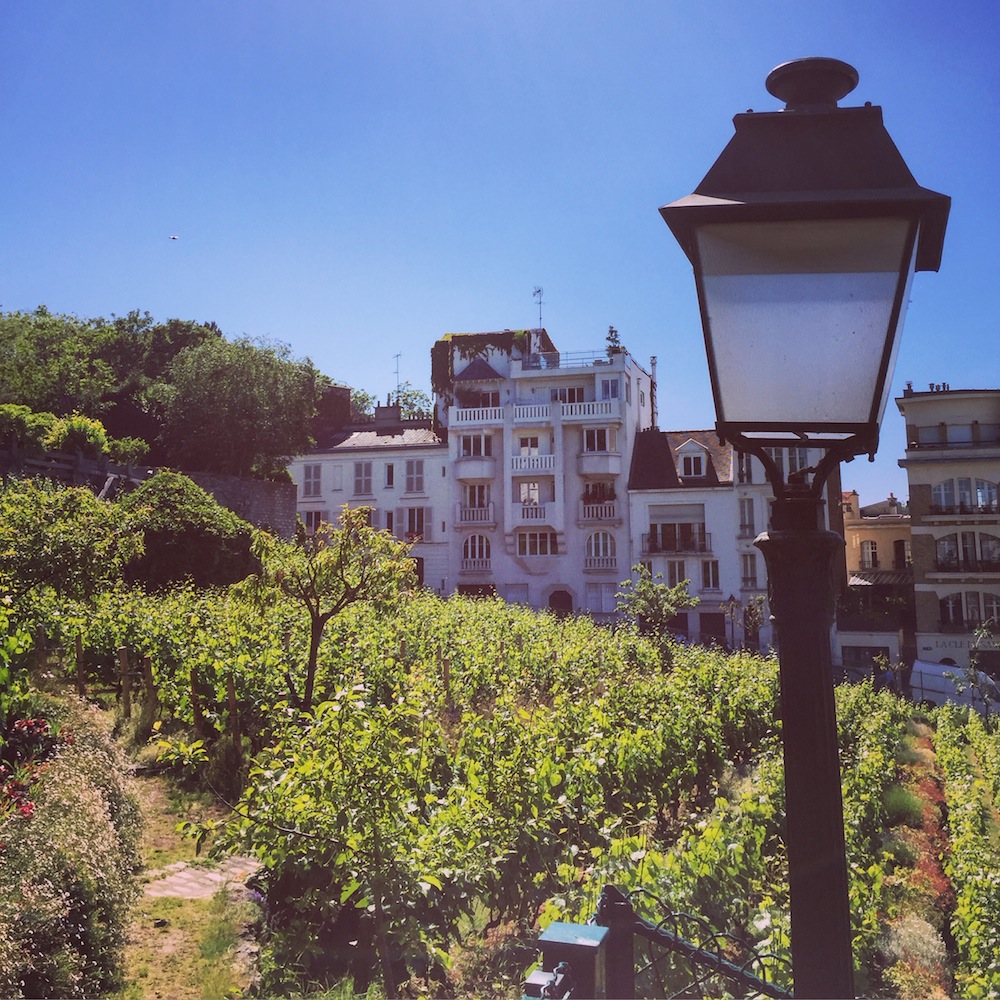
[682,454,704,478]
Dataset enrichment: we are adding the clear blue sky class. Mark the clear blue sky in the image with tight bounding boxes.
[2,1,997,504]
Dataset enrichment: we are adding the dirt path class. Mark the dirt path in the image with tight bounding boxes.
[119,771,262,1000]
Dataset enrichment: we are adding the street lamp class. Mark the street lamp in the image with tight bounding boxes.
[660,58,948,998]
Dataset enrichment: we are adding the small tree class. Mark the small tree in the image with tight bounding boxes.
[616,564,699,664]
[251,506,416,711]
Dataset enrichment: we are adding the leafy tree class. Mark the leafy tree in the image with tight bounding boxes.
[250,506,415,711]
[0,307,116,416]
[117,471,256,589]
[43,412,109,458]
[350,388,377,422]
[153,336,326,478]
[0,404,55,456]
[0,479,143,605]
[616,563,699,662]
[389,381,433,419]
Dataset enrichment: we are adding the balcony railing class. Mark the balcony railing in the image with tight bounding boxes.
[451,406,504,425]
[584,555,618,571]
[561,399,621,421]
[460,558,491,573]
[513,403,551,422]
[738,523,757,539]
[519,349,624,370]
[933,558,1000,573]
[455,503,495,525]
[511,454,556,472]
[929,502,1000,516]
[581,501,618,521]
[519,503,549,521]
[641,531,711,556]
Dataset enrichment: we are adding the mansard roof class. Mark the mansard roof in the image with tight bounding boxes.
[628,428,733,491]
[455,357,504,382]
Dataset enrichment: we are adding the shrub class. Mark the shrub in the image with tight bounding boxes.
[118,470,257,588]
[43,412,109,458]
[0,404,55,456]
[0,699,141,999]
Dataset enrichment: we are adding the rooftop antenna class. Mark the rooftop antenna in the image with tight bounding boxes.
[393,353,402,400]
[533,286,543,330]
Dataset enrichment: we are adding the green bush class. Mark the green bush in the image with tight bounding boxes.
[43,412,109,458]
[0,404,55,456]
[118,470,257,588]
[0,699,141,999]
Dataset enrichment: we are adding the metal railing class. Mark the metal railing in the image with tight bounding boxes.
[641,531,711,556]
[524,885,792,1000]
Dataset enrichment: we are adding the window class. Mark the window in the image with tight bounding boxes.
[666,559,686,587]
[506,583,529,604]
[737,452,754,484]
[463,534,490,561]
[385,463,394,488]
[330,465,344,491]
[861,540,879,569]
[639,389,646,408]
[405,507,426,540]
[587,531,616,560]
[583,427,616,452]
[742,553,758,588]
[303,463,321,498]
[475,390,500,407]
[385,510,393,534]
[940,593,963,626]
[763,448,785,481]
[648,522,707,553]
[739,498,755,535]
[600,378,620,400]
[978,480,999,511]
[302,509,328,533]
[583,481,615,503]
[464,484,490,508]
[966,591,982,626]
[517,531,558,556]
[354,461,372,495]
[518,483,538,507]
[586,582,617,613]
[461,433,493,457]
[702,560,720,591]
[932,480,956,511]
[985,592,1000,623]
[894,539,912,569]
[981,534,1000,568]
[787,447,810,476]
[625,378,632,404]
[519,436,539,456]
[550,386,585,403]
[405,459,424,493]
[681,454,704,477]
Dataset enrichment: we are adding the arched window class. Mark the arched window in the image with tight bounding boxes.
[977,479,999,512]
[860,539,878,569]
[940,593,963,627]
[984,592,1000,624]
[932,480,955,512]
[463,534,490,561]
[587,531,616,560]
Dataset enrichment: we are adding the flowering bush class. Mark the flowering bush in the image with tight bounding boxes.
[0,699,141,999]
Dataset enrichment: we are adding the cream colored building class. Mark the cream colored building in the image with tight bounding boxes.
[897,384,1000,671]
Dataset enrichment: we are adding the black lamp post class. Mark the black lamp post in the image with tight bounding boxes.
[660,58,948,998]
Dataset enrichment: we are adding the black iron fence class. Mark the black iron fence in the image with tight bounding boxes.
[523,885,792,999]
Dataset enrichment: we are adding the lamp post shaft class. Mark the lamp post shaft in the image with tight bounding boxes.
[756,497,854,999]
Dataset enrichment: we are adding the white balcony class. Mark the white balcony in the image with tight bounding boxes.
[561,399,621,422]
[451,406,504,426]
[518,502,549,522]
[454,456,496,480]
[577,452,622,477]
[455,503,495,526]
[580,501,618,521]
[513,403,551,423]
[584,556,618,572]
[511,454,557,472]
[460,558,492,573]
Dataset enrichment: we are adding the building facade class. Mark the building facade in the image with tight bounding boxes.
[288,329,837,649]
[897,384,1000,671]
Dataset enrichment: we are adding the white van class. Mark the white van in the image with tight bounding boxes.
[905,660,1000,714]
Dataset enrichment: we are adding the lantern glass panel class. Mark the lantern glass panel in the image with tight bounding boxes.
[696,217,916,431]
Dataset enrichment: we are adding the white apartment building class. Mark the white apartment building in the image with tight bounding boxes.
[288,329,839,647]
[897,384,1000,671]
[288,403,450,591]
[436,329,654,613]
